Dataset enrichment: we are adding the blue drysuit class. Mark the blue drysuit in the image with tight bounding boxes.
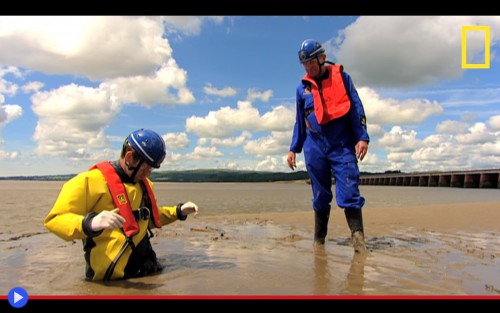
[289,67,369,214]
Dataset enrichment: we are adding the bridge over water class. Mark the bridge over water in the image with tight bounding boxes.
[359,168,500,189]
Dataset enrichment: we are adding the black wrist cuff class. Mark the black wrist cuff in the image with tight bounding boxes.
[82,212,104,237]
[176,203,187,221]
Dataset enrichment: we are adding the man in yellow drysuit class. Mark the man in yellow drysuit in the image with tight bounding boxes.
[44,128,199,281]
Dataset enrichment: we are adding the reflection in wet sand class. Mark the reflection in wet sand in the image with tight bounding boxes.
[313,244,369,296]
[313,245,330,295]
[345,252,367,295]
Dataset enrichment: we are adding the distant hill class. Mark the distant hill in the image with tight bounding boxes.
[151,169,309,182]
[0,174,76,181]
[0,169,310,183]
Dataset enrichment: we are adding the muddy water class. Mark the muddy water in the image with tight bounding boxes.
[1,181,499,297]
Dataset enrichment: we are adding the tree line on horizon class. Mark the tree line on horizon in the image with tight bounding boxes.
[0,169,310,182]
[0,169,410,183]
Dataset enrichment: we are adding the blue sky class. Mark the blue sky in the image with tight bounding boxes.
[0,16,499,176]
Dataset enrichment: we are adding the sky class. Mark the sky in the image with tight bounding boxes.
[0,16,499,176]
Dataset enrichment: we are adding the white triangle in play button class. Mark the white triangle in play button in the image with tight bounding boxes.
[14,291,23,304]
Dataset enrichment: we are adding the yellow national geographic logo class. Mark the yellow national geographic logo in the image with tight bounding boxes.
[117,194,127,205]
[461,25,490,69]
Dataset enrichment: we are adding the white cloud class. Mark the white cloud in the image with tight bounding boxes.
[186,101,294,138]
[255,156,281,171]
[246,88,273,102]
[436,120,469,134]
[162,16,225,36]
[0,104,23,125]
[366,124,385,138]
[0,16,200,169]
[0,67,20,96]
[102,59,195,106]
[412,142,456,162]
[259,105,295,131]
[422,134,452,147]
[218,160,239,170]
[480,140,500,156]
[203,83,238,97]
[327,16,500,88]
[378,126,421,153]
[210,131,252,147]
[0,16,172,81]
[31,84,117,157]
[0,150,18,160]
[244,132,290,156]
[186,146,223,160]
[386,151,412,170]
[22,81,44,93]
[455,122,496,144]
[359,87,443,126]
[487,115,500,131]
[163,132,189,150]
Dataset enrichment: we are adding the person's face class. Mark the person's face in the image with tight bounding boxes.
[125,151,155,181]
[134,162,154,181]
[302,55,324,78]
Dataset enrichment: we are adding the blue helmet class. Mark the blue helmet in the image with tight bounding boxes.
[298,39,325,63]
[127,129,166,168]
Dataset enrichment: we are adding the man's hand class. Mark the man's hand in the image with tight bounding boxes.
[287,151,296,170]
[181,201,199,216]
[355,141,369,161]
[91,208,126,231]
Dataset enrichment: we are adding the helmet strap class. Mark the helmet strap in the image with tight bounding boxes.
[317,55,325,67]
[129,159,144,182]
[312,56,327,80]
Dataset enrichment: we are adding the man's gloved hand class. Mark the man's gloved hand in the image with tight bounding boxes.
[91,208,126,231]
[180,201,199,216]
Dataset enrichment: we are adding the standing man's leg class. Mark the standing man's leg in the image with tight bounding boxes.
[333,162,367,253]
[345,209,366,253]
[305,148,334,247]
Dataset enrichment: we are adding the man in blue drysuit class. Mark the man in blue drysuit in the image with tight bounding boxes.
[287,39,369,253]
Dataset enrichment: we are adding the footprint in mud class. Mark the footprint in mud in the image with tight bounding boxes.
[330,235,428,251]
[485,284,500,294]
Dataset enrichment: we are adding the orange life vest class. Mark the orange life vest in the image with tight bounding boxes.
[302,64,351,125]
[90,161,161,237]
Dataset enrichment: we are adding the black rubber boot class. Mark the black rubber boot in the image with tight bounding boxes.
[345,209,367,253]
[314,211,330,246]
[345,209,363,234]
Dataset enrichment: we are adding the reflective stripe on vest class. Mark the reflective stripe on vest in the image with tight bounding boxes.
[302,64,351,125]
[90,161,161,237]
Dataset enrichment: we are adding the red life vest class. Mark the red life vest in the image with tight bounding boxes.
[90,161,161,237]
[302,64,351,125]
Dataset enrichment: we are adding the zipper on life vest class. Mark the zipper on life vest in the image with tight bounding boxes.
[317,79,326,111]
[103,236,136,281]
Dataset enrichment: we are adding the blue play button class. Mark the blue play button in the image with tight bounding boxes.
[8,287,28,308]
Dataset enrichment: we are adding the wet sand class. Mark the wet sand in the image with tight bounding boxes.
[0,181,499,298]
